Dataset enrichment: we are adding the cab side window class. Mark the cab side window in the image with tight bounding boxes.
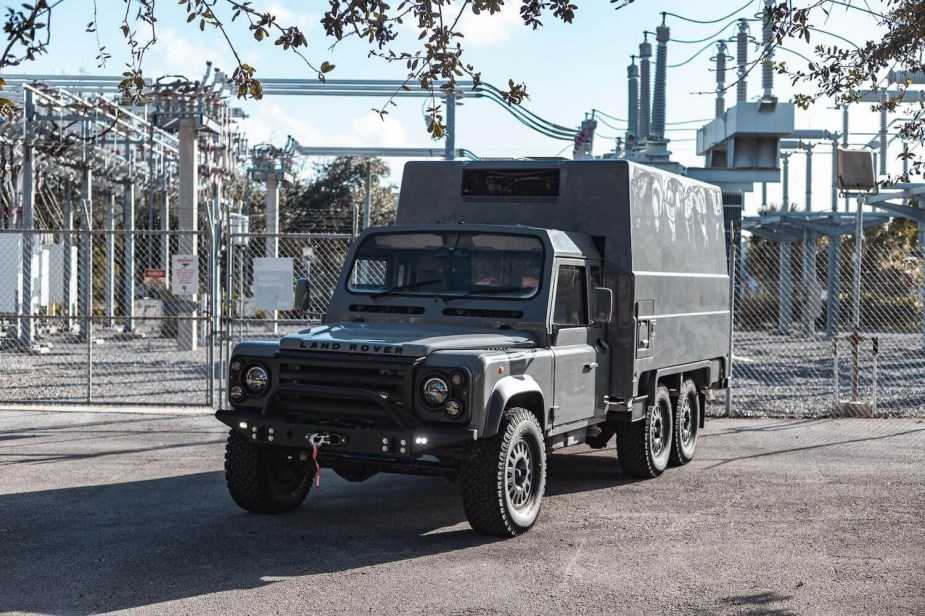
[553,265,588,326]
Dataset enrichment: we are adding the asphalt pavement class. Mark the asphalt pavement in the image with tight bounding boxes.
[0,410,922,616]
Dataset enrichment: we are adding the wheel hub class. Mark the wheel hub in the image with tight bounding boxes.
[506,440,534,509]
[680,404,692,445]
[651,406,666,456]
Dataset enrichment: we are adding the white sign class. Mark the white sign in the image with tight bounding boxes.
[171,255,199,296]
[134,299,163,335]
[253,257,294,311]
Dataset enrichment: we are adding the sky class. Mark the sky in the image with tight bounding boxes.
[11,0,896,215]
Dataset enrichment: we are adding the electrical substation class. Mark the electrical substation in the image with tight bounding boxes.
[1,0,925,417]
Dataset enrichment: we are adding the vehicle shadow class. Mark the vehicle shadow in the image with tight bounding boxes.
[545,448,644,495]
[0,469,492,614]
[0,445,643,615]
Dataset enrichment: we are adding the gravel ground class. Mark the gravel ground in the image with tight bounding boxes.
[0,410,922,616]
[3,327,925,417]
[728,330,925,417]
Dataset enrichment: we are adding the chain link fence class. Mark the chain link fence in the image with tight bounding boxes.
[729,234,925,417]
[223,232,353,342]
[0,229,215,405]
[3,224,925,417]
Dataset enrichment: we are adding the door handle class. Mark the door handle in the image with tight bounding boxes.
[584,362,598,370]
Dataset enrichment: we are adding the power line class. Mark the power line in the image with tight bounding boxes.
[670,39,720,68]
[673,20,739,45]
[591,109,712,126]
[594,114,623,131]
[663,0,755,25]
[591,109,625,123]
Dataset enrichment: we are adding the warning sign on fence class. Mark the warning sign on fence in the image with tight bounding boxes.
[144,268,167,286]
[171,255,198,296]
[253,257,294,311]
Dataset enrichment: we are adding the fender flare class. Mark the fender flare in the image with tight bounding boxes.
[483,375,546,438]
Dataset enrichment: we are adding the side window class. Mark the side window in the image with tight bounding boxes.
[553,265,588,326]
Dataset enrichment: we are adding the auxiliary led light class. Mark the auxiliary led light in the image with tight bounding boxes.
[230,385,244,401]
[414,437,428,445]
[238,421,248,429]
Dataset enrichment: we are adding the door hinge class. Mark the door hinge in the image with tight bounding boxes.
[548,405,560,425]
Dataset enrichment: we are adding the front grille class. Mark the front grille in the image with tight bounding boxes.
[271,353,414,428]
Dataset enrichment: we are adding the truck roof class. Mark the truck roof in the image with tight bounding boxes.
[396,158,726,277]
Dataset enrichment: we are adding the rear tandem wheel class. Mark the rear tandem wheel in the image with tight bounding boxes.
[615,384,673,478]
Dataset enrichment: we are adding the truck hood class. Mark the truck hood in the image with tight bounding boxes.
[278,322,536,357]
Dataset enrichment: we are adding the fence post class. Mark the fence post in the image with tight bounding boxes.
[920,221,925,350]
[851,196,864,400]
[801,231,815,336]
[779,241,792,334]
[871,336,879,415]
[833,336,839,415]
[20,88,35,349]
[104,193,115,327]
[63,187,74,331]
[850,330,860,402]
[123,146,136,334]
[826,232,840,337]
[726,228,736,418]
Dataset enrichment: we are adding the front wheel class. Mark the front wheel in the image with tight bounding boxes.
[460,408,546,536]
[615,384,673,478]
[224,430,313,514]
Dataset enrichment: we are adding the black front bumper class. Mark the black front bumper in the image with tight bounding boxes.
[216,408,476,460]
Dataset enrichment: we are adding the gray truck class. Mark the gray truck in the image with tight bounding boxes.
[217,160,731,536]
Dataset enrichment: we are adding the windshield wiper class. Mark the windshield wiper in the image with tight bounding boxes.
[370,279,443,300]
[443,286,528,302]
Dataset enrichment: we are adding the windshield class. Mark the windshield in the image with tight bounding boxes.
[347,231,545,299]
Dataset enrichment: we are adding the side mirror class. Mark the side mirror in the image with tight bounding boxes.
[294,278,311,312]
[591,287,613,325]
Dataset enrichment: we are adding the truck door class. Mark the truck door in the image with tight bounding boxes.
[550,261,607,427]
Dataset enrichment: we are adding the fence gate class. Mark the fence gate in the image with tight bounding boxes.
[0,228,216,406]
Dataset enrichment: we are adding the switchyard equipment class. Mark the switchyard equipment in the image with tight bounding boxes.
[217,159,730,536]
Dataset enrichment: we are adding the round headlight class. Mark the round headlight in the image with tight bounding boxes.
[244,366,269,395]
[422,377,449,406]
[449,372,466,388]
[444,399,463,418]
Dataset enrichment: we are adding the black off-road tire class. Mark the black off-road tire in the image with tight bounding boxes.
[224,430,313,514]
[460,408,546,537]
[616,385,673,478]
[669,378,700,466]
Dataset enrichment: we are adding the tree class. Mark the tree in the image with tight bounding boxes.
[5,0,925,175]
[767,0,925,179]
[280,156,396,233]
[0,0,611,134]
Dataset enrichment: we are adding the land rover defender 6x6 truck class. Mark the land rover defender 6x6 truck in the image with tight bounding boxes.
[217,160,731,537]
